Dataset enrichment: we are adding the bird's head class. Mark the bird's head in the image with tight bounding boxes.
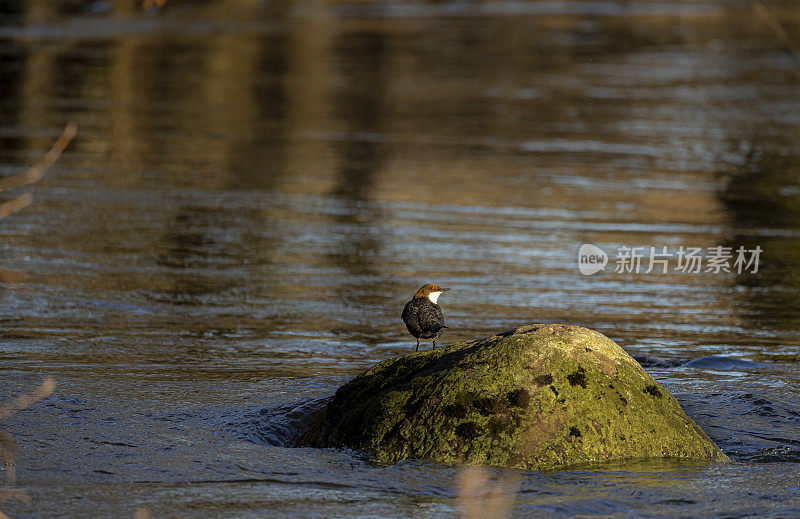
[413,283,450,304]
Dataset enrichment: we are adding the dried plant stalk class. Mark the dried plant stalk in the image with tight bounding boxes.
[0,194,32,221]
[0,122,77,193]
[751,0,800,63]
[0,377,56,513]
[0,122,76,221]
[0,378,57,422]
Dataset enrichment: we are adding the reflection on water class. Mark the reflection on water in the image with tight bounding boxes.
[724,148,800,333]
[2,0,800,517]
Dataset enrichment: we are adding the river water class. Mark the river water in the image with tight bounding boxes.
[1,1,799,517]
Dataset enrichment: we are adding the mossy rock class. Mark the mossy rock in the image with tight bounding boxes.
[302,324,729,469]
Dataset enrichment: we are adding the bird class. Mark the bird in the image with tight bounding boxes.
[401,283,450,352]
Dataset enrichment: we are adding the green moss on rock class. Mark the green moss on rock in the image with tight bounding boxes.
[302,324,729,469]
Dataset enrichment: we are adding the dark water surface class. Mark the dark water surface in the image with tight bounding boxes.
[2,1,800,517]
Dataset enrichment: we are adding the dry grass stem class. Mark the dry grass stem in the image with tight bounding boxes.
[0,378,57,422]
[751,0,800,63]
[457,466,520,519]
[0,122,77,193]
[0,122,76,221]
[0,123,70,515]
[0,377,56,515]
[0,194,32,221]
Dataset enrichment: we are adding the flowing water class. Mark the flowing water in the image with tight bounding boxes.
[1,1,800,517]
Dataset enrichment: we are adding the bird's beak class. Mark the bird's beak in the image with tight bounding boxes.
[442,288,451,291]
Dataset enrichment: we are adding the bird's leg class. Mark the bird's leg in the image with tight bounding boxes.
[432,339,436,350]
[415,338,420,352]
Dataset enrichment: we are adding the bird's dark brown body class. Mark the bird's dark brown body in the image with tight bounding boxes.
[401,283,448,351]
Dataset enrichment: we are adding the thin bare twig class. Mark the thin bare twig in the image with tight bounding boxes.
[0,122,77,193]
[0,378,57,422]
[0,125,69,515]
[0,194,32,221]
[751,0,800,66]
[0,377,56,514]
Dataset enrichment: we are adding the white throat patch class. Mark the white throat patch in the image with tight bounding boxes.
[428,291,443,304]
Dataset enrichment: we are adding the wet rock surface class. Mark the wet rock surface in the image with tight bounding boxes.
[303,324,729,469]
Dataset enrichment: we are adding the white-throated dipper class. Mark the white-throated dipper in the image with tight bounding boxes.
[401,283,449,351]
